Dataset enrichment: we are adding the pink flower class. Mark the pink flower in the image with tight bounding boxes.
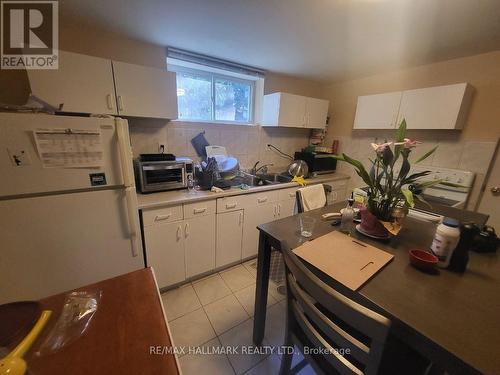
[394,138,421,149]
[371,142,392,153]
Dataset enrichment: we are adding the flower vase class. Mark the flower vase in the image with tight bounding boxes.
[358,208,391,239]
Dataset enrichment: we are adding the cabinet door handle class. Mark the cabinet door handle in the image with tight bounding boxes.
[277,204,281,216]
[239,212,243,225]
[257,197,268,203]
[154,214,171,222]
[106,94,114,110]
[176,225,181,241]
[185,222,189,238]
[226,203,237,209]
[193,207,207,214]
[273,205,277,218]
[117,95,124,111]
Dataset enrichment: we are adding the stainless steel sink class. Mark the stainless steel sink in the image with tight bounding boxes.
[232,172,292,187]
[256,173,293,184]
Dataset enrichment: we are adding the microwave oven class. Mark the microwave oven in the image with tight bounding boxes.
[294,151,337,176]
[134,156,193,193]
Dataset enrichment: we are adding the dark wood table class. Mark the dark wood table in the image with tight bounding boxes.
[25,268,180,375]
[252,202,500,375]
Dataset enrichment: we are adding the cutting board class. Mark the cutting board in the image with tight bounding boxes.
[293,231,394,291]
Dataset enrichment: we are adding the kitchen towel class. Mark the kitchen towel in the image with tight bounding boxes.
[297,184,326,211]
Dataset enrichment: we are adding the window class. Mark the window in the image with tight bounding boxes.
[175,68,254,124]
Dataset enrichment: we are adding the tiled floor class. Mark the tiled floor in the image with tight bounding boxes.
[161,259,316,375]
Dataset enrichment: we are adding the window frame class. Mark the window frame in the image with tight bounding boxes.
[172,65,255,125]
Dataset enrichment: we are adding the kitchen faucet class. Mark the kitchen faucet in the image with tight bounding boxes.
[251,161,274,175]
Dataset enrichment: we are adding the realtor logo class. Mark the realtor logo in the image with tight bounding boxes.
[1,1,58,69]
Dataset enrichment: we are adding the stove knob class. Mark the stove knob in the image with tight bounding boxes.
[445,176,450,181]
[457,177,463,183]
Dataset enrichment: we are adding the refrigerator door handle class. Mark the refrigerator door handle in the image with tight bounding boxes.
[116,119,135,187]
[125,187,140,257]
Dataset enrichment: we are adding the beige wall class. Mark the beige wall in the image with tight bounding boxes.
[322,51,500,210]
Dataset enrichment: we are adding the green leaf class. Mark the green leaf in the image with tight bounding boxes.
[395,118,407,142]
[402,171,431,183]
[415,179,444,189]
[342,153,373,187]
[415,146,438,164]
[401,189,415,208]
[398,155,411,180]
[414,193,432,208]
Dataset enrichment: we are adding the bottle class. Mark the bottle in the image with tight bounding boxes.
[430,217,461,268]
[340,196,354,234]
[448,223,479,272]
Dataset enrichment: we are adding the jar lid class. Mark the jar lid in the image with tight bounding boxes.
[443,217,460,228]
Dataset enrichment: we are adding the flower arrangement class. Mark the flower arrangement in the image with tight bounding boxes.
[334,119,440,223]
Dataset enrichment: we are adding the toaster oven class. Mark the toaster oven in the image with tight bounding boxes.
[134,156,193,193]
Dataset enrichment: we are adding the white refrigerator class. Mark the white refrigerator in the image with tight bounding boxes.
[0,112,144,303]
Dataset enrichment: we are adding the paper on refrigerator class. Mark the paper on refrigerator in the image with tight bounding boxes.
[34,128,104,168]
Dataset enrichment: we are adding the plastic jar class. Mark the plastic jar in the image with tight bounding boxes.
[430,217,461,268]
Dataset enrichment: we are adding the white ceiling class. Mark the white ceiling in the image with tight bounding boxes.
[60,0,500,82]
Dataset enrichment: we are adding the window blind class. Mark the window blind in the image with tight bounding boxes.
[167,47,266,78]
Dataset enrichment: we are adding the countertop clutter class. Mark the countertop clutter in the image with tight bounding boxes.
[137,172,350,209]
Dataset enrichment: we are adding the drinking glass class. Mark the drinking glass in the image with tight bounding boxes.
[299,216,316,238]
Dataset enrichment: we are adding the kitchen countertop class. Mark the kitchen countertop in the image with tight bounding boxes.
[137,172,350,209]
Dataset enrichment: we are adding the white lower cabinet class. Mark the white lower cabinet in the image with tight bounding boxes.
[185,214,216,278]
[216,210,244,268]
[242,202,277,259]
[142,177,350,287]
[277,187,299,218]
[144,220,185,289]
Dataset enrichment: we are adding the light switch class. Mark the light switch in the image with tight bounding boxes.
[7,148,32,166]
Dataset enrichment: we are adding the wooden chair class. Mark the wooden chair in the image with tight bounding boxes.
[296,184,332,213]
[279,244,391,375]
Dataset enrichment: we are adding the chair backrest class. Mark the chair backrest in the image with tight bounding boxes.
[282,245,391,375]
[296,184,331,213]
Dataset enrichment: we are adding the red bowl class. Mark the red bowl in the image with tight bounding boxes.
[409,249,438,271]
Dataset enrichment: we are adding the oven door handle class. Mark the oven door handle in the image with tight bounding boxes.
[142,165,183,171]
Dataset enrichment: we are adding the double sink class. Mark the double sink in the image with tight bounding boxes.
[235,171,293,187]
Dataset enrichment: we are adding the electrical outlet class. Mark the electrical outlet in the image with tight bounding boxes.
[158,143,166,153]
[7,148,32,166]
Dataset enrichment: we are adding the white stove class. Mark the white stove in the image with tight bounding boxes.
[411,166,475,209]
[407,166,475,222]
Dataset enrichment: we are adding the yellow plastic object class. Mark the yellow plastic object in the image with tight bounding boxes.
[0,310,52,375]
[292,176,307,187]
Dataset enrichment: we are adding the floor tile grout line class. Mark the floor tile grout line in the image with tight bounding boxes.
[161,283,203,323]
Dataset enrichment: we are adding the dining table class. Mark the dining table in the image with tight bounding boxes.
[22,268,180,375]
[252,202,500,375]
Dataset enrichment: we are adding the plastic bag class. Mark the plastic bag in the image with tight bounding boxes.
[36,290,102,356]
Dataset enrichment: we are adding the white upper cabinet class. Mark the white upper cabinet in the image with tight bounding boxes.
[262,92,329,129]
[112,61,178,119]
[352,83,473,130]
[27,51,117,115]
[353,92,402,129]
[305,97,330,129]
[397,83,473,129]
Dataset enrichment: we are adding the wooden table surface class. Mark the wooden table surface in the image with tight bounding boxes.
[253,203,500,375]
[24,268,179,375]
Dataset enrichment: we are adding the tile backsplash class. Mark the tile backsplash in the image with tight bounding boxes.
[128,119,311,172]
